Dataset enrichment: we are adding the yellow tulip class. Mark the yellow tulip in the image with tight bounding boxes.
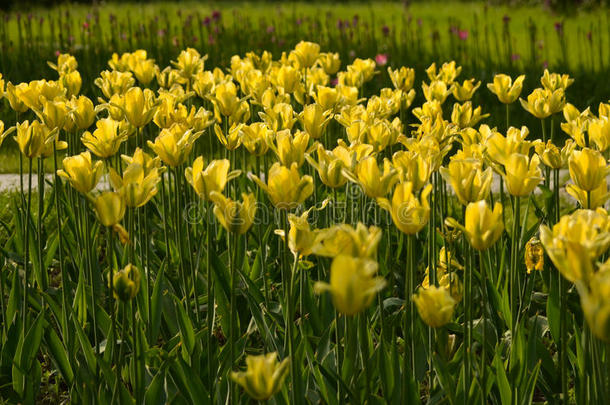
[392,150,432,191]
[541,69,573,92]
[566,180,610,210]
[317,52,341,75]
[0,120,15,149]
[259,102,297,132]
[422,247,463,302]
[113,264,141,301]
[413,286,456,328]
[275,65,302,94]
[451,102,489,129]
[94,70,135,98]
[314,223,382,259]
[485,126,536,166]
[387,66,415,92]
[299,103,332,139]
[14,120,52,159]
[16,79,65,111]
[447,200,504,251]
[314,255,385,316]
[147,124,202,167]
[487,74,525,104]
[209,191,256,235]
[588,117,610,152]
[239,122,272,156]
[60,70,82,97]
[185,157,240,200]
[452,78,481,101]
[276,208,320,257]
[540,209,610,283]
[520,88,565,119]
[524,236,544,274]
[249,162,313,209]
[109,162,162,208]
[440,158,493,206]
[132,59,157,86]
[269,129,310,168]
[5,82,29,113]
[378,182,432,235]
[172,48,206,82]
[81,118,128,159]
[69,95,96,130]
[215,123,243,151]
[305,144,347,189]
[208,82,242,121]
[501,153,543,197]
[561,103,591,148]
[568,147,608,192]
[291,41,320,69]
[344,156,397,198]
[422,80,452,103]
[93,191,126,227]
[534,139,574,170]
[579,267,610,342]
[122,87,158,128]
[57,151,104,194]
[36,98,71,130]
[313,85,340,111]
[231,353,290,401]
[48,53,78,74]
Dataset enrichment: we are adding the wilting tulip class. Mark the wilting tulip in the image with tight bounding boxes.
[377,182,432,235]
[231,353,290,401]
[346,156,397,198]
[524,236,544,274]
[568,147,609,192]
[501,153,543,197]
[314,255,386,316]
[57,151,104,194]
[452,78,481,101]
[440,158,493,206]
[250,162,313,209]
[387,66,415,92]
[305,144,347,189]
[185,157,239,200]
[209,191,256,235]
[413,286,456,328]
[446,200,504,251]
[314,223,382,259]
[81,118,128,159]
[113,264,141,301]
[540,209,610,282]
[487,74,525,104]
[147,124,202,167]
[299,103,332,139]
[93,191,126,227]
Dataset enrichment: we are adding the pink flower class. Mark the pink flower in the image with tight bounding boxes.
[375,53,388,66]
[330,78,338,86]
[511,53,521,61]
[382,25,390,36]
[458,29,468,41]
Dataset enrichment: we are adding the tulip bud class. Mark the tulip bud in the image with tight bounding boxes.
[113,264,141,301]
[413,286,456,328]
[93,191,126,227]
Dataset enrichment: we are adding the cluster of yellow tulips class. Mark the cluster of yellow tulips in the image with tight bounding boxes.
[1,40,610,404]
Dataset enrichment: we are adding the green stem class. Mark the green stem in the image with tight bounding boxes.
[206,200,215,400]
[22,158,33,339]
[359,313,371,403]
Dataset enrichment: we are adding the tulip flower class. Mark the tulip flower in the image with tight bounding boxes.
[5,82,29,113]
[413,286,456,328]
[314,255,386,316]
[387,66,415,92]
[566,180,610,210]
[215,123,243,151]
[291,41,320,69]
[147,124,202,167]
[305,144,347,189]
[60,70,82,97]
[377,182,432,235]
[440,158,493,206]
[35,98,71,130]
[485,126,536,166]
[94,70,135,98]
[422,247,464,302]
[299,103,332,139]
[57,151,104,194]
[345,156,397,198]
[578,267,610,342]
[249,162,313,209]
[209,191,256,235]
[568,147,609,192]
[314,223,382,259]
[113,264,141,301]
[487,74,525,104]
[185,157,240,200]
[231,353,290,401]
[121,87,158,128]
[268,129,310,168]
[48,53,78,74]
[524,236,544,274]
[500,153,543,197]
[426,61,461,84]
[131,58,157,86]
[317,52,341,75]
[447,200,504,251]
[81,118,128,159]
[452,78,481,101]
[535,139,574,170]
[520,88,565,119]
[259,103,297,132]
[93,191,126,227]
[540,209,610,283]
[0,120,16,149]
[451,101,489,128]
[109,163,163,208]
[275,208,320,257]
[69,95,96,130]
[392,150,432,191]
[587,117,610,152]
[239,122,272,156]
[541,69,573,92]
[422,80,452,103]
[15,120,55,159]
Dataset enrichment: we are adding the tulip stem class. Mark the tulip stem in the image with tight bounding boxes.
[403,233,416,401]
[479,251,487,402]
[206,200,216,399]
[228,232,238,404]
[22,157,33,344]
[359,312,371,403]
[53,142,69,345]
